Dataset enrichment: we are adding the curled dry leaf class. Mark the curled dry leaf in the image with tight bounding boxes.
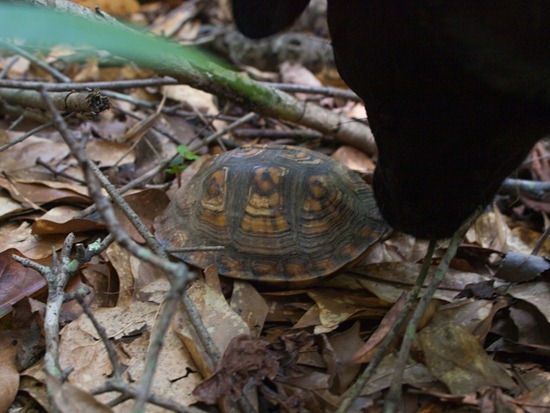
[32,206,105,235]
[331,145,376,175]
[507,282,550,324]
[508,301,550,348]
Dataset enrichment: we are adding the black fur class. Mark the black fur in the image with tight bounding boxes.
[231,0,550,239]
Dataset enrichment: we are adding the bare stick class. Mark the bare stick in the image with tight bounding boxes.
[336,240,436,413]
[383,209,482,413]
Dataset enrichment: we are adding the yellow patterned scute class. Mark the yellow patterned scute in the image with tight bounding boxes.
[154,145,390,285]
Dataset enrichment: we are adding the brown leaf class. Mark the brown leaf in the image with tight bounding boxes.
[81,263,119,308]
[86,139,135,166]
[515,373,550,413]
[509,226,550,257]
[307,289,388,333]
[230,281,269,338]
[0,222,68,260]
[104,242,135,307]
[331,145,376,175]
[352,293,408,363]
[0,191,23,219]
[32,206,105,235]
[270,330,315,368]
[322,322,363,394]
[417,324,516,394]
[508,282,550,324]
[467,209,510,251]
[341,262,488,303]
[47,374,113,413]
[194,331,315,405]
[508,301,550,347]
[0,337,19,413]
[0,175,89,206]
[59,301,200,407]
[347,353,433,398]
[0,135,70,179]
[496,252,550,282]
[113,189,170,243]
[174,270,250,378]
[428,298,497,341]
[193,335,277,404]
[479,388,520,413]
[0,249,46,317]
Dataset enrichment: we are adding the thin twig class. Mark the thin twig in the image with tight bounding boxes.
[36,157,87,184]
[336,240,437,413]
[531,224,550,256]
[94,380,208,413]
[0,116,74,152]
[86,161,162,255]
[75,292,124,379]
[0,55,20,79]
[0,77,179,91]
[11,233,113,380]
[263,82,361,101]
[383,209,482,413]
[133,264,190,412]
[0,40,71,83]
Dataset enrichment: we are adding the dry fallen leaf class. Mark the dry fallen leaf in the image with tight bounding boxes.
[192,334,277,404]
[32,205,105,235]
[48,374,114,413]
[417,324,517,394]
[507,282,550,323]
[323,322,363,394]
[0,337,19,413]
[230,280,269,338]
[173,266,251,379]
[307,289,389,333]
[352,293,408,364]
[0,249,46,317]
[59,300,200,410]
[332,262,488,303]
[331,145,376,174]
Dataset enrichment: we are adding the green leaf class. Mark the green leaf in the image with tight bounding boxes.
[0,4,226,72]
[177,145,200,161]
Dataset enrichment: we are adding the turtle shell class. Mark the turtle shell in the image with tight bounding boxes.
[154,145,390,284]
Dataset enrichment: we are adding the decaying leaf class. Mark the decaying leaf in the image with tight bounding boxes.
[417,324,516,395]
[496,251,550,282]
[0,337,19,413]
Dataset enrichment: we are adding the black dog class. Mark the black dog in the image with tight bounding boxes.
[232,0,550,239]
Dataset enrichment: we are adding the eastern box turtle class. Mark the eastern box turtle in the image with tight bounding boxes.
[154,145,390,285]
